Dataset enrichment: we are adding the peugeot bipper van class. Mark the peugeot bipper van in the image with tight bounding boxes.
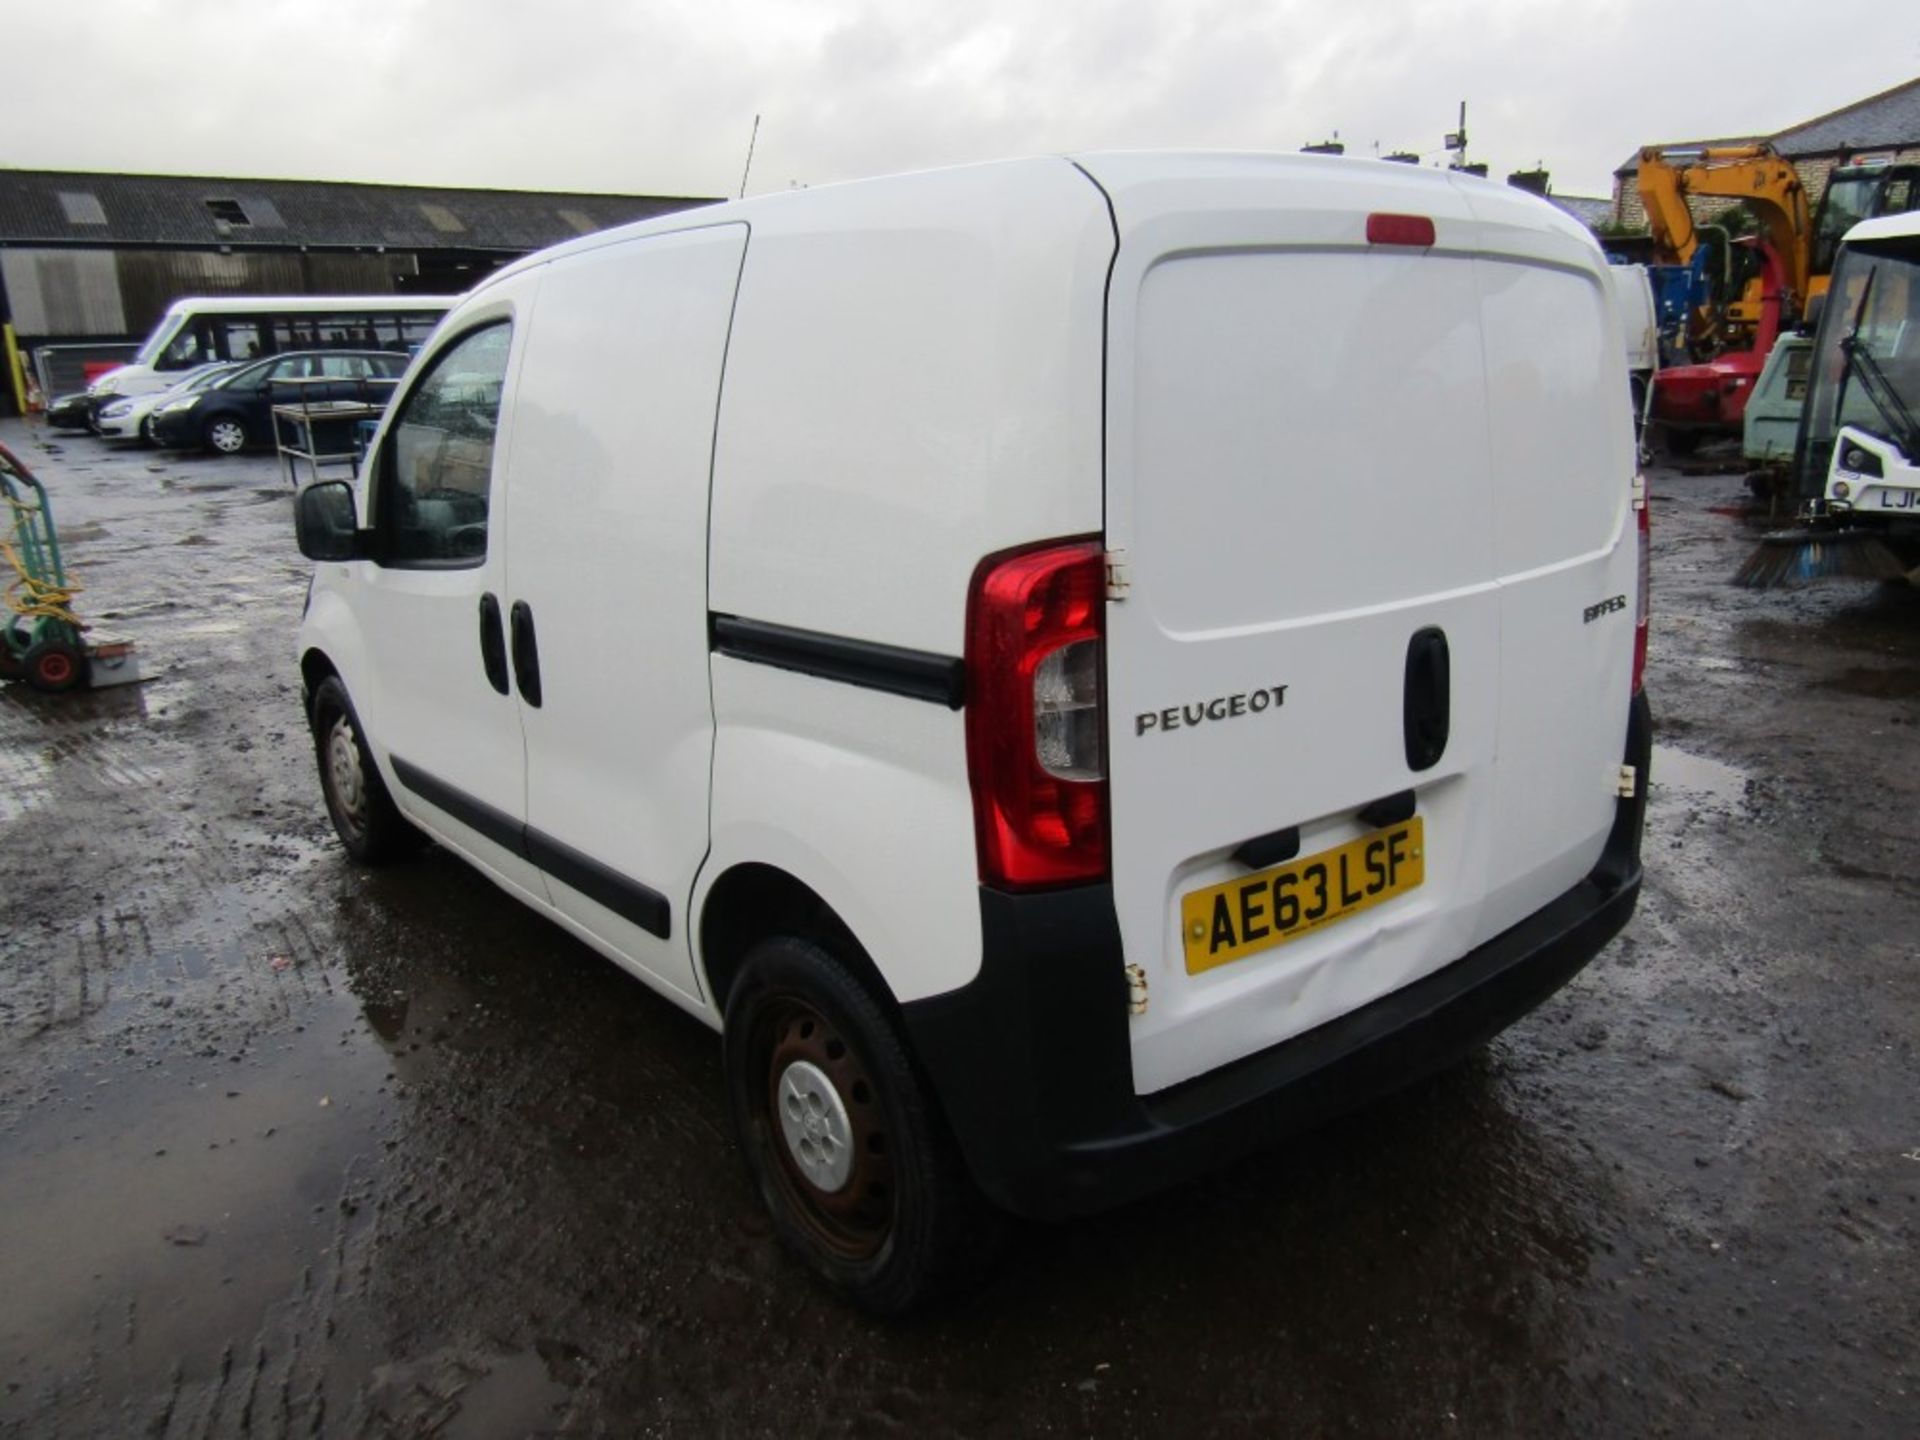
[294,153,1651,1313]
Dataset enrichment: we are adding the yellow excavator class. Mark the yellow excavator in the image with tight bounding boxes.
[1635,144,1816,448]
[1636,143,1811,346]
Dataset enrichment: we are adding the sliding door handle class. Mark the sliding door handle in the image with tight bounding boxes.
[478,592,509,695]
[509,600,543,709]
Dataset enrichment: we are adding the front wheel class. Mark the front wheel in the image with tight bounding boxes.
[724,936,998,1314]
[309,675,419,863]
[203,415,248,455]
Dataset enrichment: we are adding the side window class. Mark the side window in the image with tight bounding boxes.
[218,320,262,361]
[378,323,511,567]
[320,355,374,379]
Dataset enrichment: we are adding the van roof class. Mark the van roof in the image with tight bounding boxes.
[1845,210,1920,245]
[467,150,1597,299]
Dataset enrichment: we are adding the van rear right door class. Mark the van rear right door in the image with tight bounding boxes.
[1078,154,1636,1097]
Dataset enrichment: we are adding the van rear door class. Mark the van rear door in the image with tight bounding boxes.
[1078,155,1636,1096]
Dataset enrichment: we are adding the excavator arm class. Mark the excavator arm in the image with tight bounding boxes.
[1635,144,1812,305]
[1636,145,1812,307]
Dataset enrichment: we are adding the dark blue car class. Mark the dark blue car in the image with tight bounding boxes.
[149,350,408,454]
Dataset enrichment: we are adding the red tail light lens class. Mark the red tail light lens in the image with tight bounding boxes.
[965,538,1109,889]
[1633,474,1650,694]
[1366,213,1436,247]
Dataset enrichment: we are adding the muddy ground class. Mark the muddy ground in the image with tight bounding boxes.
[0,417,1915,1438]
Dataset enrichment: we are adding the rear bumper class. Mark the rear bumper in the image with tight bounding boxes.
[903,691,1652,1221]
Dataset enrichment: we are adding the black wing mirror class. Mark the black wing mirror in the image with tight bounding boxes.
[294,480,364,562]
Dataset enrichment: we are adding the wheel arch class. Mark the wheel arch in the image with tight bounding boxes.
[299,646,340,716]
[699,862,900,1020]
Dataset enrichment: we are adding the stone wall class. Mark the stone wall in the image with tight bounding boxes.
[1610,148,1920,232]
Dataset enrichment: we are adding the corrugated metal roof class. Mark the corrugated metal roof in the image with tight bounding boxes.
[0,169,717,249]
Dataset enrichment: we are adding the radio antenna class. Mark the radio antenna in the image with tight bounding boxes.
[738,114,761,199]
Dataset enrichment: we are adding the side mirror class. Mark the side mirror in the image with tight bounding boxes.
[1801,291,1826,335]
[294,480,363,562]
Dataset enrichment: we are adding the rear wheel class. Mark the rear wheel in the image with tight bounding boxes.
[203,415,248,455]
[309,675,418,863]
[724,936,996,1313]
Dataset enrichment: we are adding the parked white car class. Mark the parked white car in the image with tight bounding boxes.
[293,152,1651,1312]
[92,362,236,442]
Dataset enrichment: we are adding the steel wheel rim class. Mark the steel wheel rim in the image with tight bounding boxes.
[325,714,368,834]
[35,651,74,686]
[754,996,894,1259]
[209,420,245,453]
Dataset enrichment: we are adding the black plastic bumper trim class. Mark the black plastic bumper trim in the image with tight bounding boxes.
[711,614,965,709]
[901,690,1654,1221]
[389,755,670,939]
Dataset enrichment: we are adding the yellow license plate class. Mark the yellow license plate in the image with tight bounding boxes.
[1181,817,1425,975]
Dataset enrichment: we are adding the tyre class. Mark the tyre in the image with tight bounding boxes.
[0,628,27,683]
[724,936,998,1313]
[203,415,249,455]
[1663,427,1700,458]
[22,637,87,693]
[309,675,419,863]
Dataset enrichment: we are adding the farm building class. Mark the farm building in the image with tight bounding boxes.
[0,169,714,413]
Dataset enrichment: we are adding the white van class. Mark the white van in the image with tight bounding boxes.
[293,153,1651,1312]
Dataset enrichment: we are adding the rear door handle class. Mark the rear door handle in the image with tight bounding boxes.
[1404,627,1450,771]
[478,592,509,695]
[509,600,543,709]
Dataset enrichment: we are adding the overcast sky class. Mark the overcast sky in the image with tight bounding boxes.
[8,1,1919,202]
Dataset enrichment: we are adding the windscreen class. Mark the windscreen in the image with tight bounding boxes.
[1796,238,1920,496]
[1812,175,1883,277]
[132,314,185,366]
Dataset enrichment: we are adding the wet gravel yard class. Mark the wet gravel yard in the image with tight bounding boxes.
[1,420,1916,1437]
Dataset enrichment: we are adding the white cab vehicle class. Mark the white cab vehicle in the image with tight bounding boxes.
[92,361,235,442]
[1804,212,1920,530]
[1608,261,1660,424]
[294,153,1651,1312]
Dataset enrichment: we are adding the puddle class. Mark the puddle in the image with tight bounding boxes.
[0,979,394,1399]
[1819,666,1920,700]
[1651,745,1751,809]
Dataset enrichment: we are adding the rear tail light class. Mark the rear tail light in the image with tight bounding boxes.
[1366,213,1436,247]
[1633,473,1650,694]
[965,538,1109,889]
